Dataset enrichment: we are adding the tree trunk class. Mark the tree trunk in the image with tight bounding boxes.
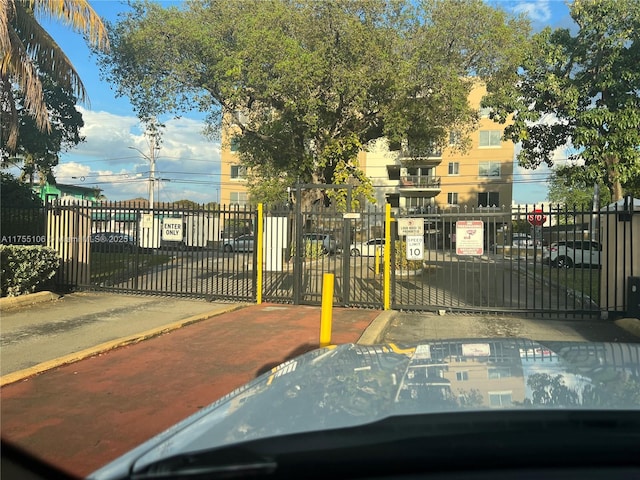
[605,154,624,202]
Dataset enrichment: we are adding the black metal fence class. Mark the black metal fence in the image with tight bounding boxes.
[391,200,638,319]
[2,198,637,318]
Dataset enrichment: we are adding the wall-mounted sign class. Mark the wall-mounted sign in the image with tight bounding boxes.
[455,220,484,256]
[397,218,424,236]
[406,235,424,260]
[161,217,183,241]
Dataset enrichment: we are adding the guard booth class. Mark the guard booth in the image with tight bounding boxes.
[600,196,640,318]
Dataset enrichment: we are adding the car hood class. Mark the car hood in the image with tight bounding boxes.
[89,339,640,479]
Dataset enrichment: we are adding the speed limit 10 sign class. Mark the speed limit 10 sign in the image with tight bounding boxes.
[406,235,424,260]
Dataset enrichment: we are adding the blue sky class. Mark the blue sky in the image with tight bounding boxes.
[34,0,576,204]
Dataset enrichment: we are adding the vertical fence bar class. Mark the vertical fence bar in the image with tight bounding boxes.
[256,203,263,304]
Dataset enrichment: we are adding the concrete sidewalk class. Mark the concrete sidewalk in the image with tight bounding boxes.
[0,292,246,379]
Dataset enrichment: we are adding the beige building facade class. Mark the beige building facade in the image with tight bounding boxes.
[219,83,514,211]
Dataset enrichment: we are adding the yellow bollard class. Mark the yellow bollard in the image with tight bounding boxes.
[320,273,334,347]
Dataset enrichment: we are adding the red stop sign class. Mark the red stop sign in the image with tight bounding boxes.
[527,209,546,226]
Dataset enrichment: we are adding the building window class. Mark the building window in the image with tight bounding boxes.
[230,191,248,206]
[456,371,469,381]
[478,161,501,178]
[447,192,458,205]
[448,162,459,175]
[449,131,461,146]
[387,166,400,180]
[478,192,499,208]
[488,367,512,379]
[230,165,247,180]
[230,136,241,152]
[479,130,502,147]
[489,391,512,407]
[479,107,492,118]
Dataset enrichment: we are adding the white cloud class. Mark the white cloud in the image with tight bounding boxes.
[55,109,221,202]
[511,0,552,24]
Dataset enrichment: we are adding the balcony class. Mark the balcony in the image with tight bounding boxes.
[399,176,441,197]
[398,148,442,166]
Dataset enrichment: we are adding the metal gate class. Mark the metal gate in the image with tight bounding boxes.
[260,204,385,308]
[45,201,259,301]
[5,199,636,318]
[390,204,635,319]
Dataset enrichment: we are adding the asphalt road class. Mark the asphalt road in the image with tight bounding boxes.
[378,311,640,344]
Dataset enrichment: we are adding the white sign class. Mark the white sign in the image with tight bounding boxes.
[397,218,424,236]
[455,220,484,256]
[462,343,491,357]
[406,235,424,260]
[161,217,183,241]
[343,212,361,219]
[141,213,153,228]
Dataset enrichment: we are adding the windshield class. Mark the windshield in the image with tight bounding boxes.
[1,0,638,479]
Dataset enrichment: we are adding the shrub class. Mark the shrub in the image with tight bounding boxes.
[394,240,423,271]
[0,245,60,297]
[289,239,325,260]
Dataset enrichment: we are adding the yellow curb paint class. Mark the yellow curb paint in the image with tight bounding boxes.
[0,303,248,387]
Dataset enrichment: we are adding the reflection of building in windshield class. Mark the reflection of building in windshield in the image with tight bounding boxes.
[445,341,525,408]
[394,341,526,408]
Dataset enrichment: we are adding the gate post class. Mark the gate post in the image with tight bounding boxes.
[384,203,391,310]
[293,183,303,305]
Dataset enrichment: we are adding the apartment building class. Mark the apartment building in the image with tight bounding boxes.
[219,82,514,211]
[219,112,249,207]
[364,82,514,213]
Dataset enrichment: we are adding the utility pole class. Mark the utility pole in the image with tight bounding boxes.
[129,134,160,209]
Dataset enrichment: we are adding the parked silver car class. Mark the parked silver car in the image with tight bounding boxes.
[303,233,339,254]
[223,234,254,252]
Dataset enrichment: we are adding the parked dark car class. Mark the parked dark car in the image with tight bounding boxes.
[90,232,138,252]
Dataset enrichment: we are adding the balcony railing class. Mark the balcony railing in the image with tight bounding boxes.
[400,176,441,188]
[399,148,442,160]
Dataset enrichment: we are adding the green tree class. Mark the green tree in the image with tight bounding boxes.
[547,168,612,209]
[483,0,640,201]
[0,172,42,207]
[1,0,109,152]
[2,71,85,185]
[98,0,530,208]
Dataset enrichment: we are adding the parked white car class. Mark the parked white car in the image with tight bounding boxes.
[511,234,534,248]
[349,238,385,257]
[544,240,601,268]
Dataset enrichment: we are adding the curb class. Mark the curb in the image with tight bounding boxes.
[358,310,396,345]
[0,291,62,310]
[614,318,640,338]
[0,303,249,388]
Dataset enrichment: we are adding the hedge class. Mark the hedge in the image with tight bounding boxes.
[0,245,60,297]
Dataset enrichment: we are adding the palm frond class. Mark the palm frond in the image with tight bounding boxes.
[24,0,110,51]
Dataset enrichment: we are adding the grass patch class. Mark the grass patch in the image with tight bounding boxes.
[90,251,172,283]
[540,265,601,305]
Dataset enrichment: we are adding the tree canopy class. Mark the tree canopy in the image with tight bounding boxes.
[483,0,640,201]
[2,70,85,185]
[1,0,109,152]
[98,0,530,207]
